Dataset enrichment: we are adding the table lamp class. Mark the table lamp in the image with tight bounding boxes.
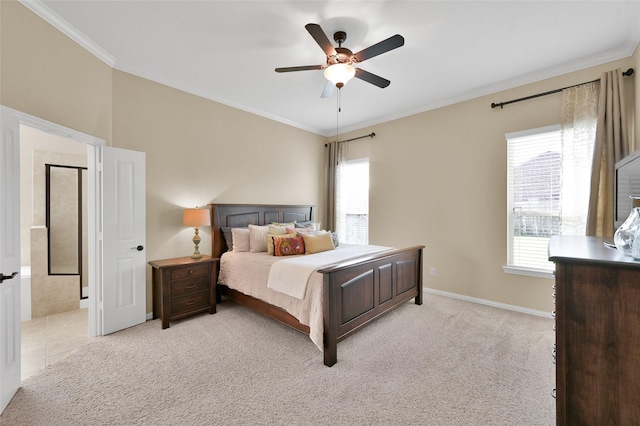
[183,207,210,259]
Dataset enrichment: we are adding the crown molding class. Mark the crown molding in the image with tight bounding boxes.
[18,0,116,67]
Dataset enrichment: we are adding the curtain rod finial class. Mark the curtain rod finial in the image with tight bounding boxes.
[623,68,634,77]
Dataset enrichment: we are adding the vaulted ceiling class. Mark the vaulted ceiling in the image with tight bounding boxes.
[26,1,640,136]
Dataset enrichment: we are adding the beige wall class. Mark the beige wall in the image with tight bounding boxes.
[19,125,87,266]
[0,0,113,141]
[112,71,326,310]
[635,44,640,147]
[338,57,636,313]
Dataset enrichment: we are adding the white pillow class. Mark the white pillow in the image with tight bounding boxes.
[231,228,250,252]
[248,224,270,252]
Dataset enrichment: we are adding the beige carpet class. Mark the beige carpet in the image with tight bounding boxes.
[1,293,555,425]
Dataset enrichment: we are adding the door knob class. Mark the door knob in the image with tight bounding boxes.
[0,271,19,284]
[131,245,144,251]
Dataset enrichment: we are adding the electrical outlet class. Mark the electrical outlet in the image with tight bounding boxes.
[429,267,436,276]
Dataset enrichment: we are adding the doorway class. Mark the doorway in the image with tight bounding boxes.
[20,125,89,321]
[2,106,147,411]
[8,108,106,341]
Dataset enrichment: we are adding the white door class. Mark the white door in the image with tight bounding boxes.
[0,108,21,413]
[101,146,146,334]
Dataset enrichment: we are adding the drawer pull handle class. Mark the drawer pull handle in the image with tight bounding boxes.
[189,270,194,275]
[186,300,196,305]
[186,284,197,289]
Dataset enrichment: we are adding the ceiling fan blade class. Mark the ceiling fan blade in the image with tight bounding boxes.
[354,68,391,88]
[353,34,404,62]
[275,65,325,73]
[321,80,335,98]
[305,23,337,56]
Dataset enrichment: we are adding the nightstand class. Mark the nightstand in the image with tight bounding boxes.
[148,255,218,329]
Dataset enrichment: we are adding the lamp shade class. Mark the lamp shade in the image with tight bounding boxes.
[324,63,356,87]
[183,207,210,227]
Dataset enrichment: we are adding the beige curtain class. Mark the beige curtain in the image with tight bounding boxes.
[560,82,598,235]
[586,69,631,236]
[324,141,347,232]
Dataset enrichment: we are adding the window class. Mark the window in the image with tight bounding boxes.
[337,159,369,244]
[505,124,593,277]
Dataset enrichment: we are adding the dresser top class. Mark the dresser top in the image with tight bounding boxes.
[548,235,640,269]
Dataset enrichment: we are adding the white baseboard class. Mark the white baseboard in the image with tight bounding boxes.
[423,288,553,319]
[146,312,154,321]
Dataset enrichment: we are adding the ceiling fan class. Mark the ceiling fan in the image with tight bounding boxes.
[275,23,404,98]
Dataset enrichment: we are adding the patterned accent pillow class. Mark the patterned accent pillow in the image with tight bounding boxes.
[302,232,335,254]
[274,236,305,256]
[268,233,297,255]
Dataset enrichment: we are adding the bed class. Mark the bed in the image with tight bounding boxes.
[210,203,424,366]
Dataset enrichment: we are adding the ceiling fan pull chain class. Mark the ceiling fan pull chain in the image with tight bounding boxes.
[336,89,340,142]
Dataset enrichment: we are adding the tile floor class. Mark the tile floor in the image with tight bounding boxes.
[21,308,95,381]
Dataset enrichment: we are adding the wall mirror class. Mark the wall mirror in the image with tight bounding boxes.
[46,164,88,298]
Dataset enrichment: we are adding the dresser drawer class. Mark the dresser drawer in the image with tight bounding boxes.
[171,263,209,280]
[171,276,210,297]
[171,291,210,316]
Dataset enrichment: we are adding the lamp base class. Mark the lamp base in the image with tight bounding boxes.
[191,227,202,260]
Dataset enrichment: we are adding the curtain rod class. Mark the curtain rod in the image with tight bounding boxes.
[490,68,634,109]
[325,132,376,146]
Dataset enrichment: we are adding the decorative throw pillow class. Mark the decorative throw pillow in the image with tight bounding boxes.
[268,232,297,255]
[231,228,250,252]
[248,224,270,252]
[274,236,305,256]
[269,224,289,235]
[221,227,234,251]
[295,221,321,231]
[271,221,295,228]
[331,231,339,247]
[286,226,313,234]
[303,232,335,254]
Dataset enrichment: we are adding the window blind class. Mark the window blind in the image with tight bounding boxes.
[338,160,369,245]
[507,125,562,271]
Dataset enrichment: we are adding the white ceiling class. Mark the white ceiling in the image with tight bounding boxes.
[26,1,640,136]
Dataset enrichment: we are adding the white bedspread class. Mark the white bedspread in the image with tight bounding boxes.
[266,245,392,299]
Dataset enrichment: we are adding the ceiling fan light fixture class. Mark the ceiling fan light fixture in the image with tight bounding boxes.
[324,63,356,88]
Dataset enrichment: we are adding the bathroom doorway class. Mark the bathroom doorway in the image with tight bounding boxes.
[19,125,89,322]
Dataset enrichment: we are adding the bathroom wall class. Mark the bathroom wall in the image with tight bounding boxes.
[20,125,88,264]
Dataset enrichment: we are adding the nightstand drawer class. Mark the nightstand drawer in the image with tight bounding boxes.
[172,292,210,315]
[171,276,210,297]
[171,263,209,280]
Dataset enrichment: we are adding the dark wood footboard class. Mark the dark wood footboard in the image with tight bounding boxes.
[318,245,424,366]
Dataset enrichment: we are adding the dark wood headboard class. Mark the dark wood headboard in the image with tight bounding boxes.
[208,204,314,258]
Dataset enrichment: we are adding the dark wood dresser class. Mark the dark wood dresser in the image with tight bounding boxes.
[148,255,218,329]
[548,236,640,425]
